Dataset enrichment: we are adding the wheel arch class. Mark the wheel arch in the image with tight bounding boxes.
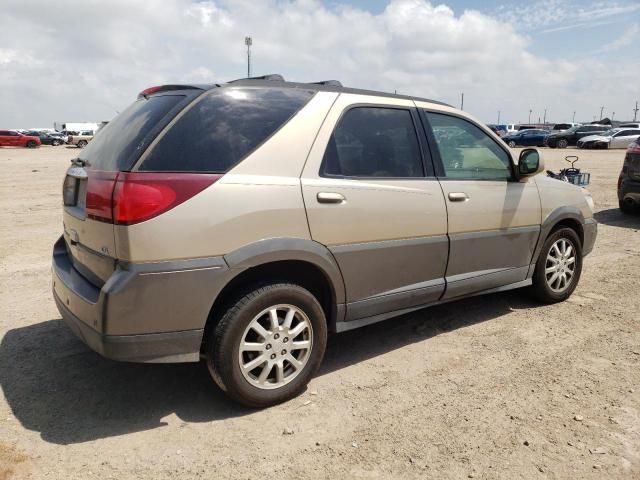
[202,238,346,350]
[529,207,585,276]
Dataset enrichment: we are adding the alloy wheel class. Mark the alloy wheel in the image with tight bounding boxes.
[238,304,313,390]
[545,238,576,293]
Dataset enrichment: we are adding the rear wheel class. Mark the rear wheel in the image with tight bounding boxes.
[508,140,516,148]
[531,227,582,303]
[52,140,61,146]
[26,140,37,148]
[206,283,327,407]
[557,139,568,149]
[77,140,88,148]
[619,199,635,214]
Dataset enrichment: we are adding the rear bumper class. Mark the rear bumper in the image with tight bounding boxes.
[52,236,231,363]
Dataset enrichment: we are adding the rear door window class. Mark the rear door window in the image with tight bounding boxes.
[321,107,424,178]
[78,94,187,171]
[139,87,314,173]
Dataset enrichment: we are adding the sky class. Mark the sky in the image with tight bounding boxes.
[1,0,639,128]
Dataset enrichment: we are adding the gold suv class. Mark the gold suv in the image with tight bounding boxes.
[53,75,597,406]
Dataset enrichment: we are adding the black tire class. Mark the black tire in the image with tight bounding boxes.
[531,227,582,303]
[52,140,61,146]
[26,140,37,148]
[206,283,327,407]
[508,140,517,148]
[557,139,568,149]
[619,199,635,214]
[77,140,88,148]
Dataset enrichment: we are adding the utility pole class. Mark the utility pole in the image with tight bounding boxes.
[244,36,253,78]
[497,110,501,124]
[460,92,464,110]
[543,108,547,126]
[528,109,532,124]
[612,112,615,122]
[572,111,576,123]
[599,106,604,120]
[633,101,639,121]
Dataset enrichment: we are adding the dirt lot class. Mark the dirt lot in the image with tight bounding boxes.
[0,145,638,480]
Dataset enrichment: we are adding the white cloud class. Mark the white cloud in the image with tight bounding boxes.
[596,24,640,53]
[0,0,638,127]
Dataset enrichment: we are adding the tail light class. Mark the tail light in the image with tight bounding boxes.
[85,171,221,225]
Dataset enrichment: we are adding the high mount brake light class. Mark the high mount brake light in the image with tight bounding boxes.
[85,171,221,225]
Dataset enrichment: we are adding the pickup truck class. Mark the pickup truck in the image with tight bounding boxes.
[67,131,94,148]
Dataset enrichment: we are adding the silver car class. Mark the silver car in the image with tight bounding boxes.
[577,128,640,149]
[53,75,597,407]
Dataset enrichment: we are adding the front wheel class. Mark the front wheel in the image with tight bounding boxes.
[206,283,327,407]
[531,227,582,303]
[26,140,37,148]
[52,140,61,146]
[508,140,517,148]
[77,140,88,148]
[557,139,569,149]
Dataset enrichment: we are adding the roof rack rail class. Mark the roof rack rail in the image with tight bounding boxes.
[309,80,343,87]
[229,74,285,83]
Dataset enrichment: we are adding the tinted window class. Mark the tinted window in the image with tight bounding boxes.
[0,131,9,135]
[321,107,423,178]
[141,88,314,173]
[427,112,512,180]
[78,94,185,171]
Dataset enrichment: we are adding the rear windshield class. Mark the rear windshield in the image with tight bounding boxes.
[139,87,314,173]
[78,94,186,171]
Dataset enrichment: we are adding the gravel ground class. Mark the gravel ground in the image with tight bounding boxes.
[0,145,639,480]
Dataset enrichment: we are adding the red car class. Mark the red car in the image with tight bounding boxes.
[0,130,41,148]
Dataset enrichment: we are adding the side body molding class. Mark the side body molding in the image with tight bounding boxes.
[223,237,347,322]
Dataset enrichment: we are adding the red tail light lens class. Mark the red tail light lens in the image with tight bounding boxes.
[86,171,119,222]
[84,172,221,225]
[112,173,221,225]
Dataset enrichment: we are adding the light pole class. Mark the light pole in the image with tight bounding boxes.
[612,112,615,122]
[244,36,253,78]
[460,92,464,110]
[543,108,547,126]
[528,109,532,124]
[572,111,576,123]
[599,106,604,120]
[497,110,501,124]
[634,101,639,122]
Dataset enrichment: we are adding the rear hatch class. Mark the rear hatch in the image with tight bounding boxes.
[61,88,203,285]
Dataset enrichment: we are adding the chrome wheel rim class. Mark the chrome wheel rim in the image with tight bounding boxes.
[545,238,576,293]
[238,304,313,390]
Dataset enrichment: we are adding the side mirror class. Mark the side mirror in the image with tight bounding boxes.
[518,148,544,178]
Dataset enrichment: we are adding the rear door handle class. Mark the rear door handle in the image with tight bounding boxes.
[317,192,345,204]
[448,192,469,202]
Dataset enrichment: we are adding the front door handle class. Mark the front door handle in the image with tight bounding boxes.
[448,192,469,202]
[317,192,346,204]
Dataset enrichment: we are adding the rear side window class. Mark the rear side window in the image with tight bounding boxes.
[79,94,185,171]
[140,87,314,173]
[321,107,424,178]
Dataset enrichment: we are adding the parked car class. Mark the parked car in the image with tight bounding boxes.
[22,130,65,146]
[618,140,640,214]
[52,77,597,407]
[0,130,41,148]
[502,129,550,147]
[67,130,94,148]
[618,122,640,129]
[545,125,610,148]
[577,128,640,149]
[552,123,580,131]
